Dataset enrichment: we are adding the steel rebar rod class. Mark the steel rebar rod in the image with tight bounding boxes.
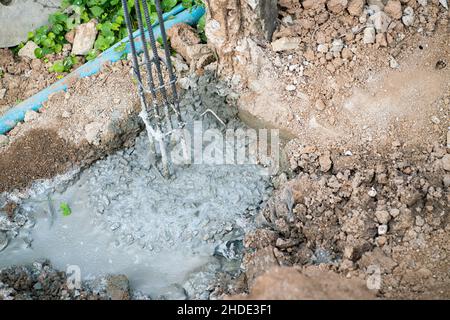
[140,0,174,131]
[154,0,183,123]
[122,0,170,177]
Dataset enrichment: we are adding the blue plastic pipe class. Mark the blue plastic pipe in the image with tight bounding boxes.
[0,5,205,135]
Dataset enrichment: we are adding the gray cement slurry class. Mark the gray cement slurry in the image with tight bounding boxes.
[0,75,273,299]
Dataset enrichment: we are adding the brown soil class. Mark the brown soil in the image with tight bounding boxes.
[0,129,78,193]
[231,266,376,300]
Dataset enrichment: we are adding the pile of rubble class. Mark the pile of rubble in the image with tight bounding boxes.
[274,0,448,64]
[242,139,450,299]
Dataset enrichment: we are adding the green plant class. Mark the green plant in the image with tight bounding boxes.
[60,202,72,216]
[49,55,78,73]
[20,0,205,73]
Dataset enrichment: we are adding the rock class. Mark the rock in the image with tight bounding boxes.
[185,44,216,70]
[286,84,296,91]
[369,11,392,33]
[106,275,130,300]
[24,110,39,122]
[0,134,9,148]
[0,88,6,100]
[18,41,39,59]
[384,0,403,19]
[330,39,344,53]
[166,23,201,64]
[415,216,425,227]
[319,152,332,172]
[348,0,365,16]
[315,99,326,111]
[327,0,349,14]
[443,174,450,187]
[317,43,329,53]
[65,29,75,44]
[375,210,391,224]
[368,0,385,8]
[84,121,103,145]
[341,47,353,60]
[376,33,387,47]
[368,187,377,197]
[233,267,375,299]
[378,224,388,235]
[440,0,448,10]
[390,56,399,69]
[71,20,98,56]
[359,247,398,273]
[271,37,301,52]
[402,6,415,26]
[363,27,376,44]
[442,154,450,171]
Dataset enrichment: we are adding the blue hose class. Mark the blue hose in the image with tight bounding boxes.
[0,5,205,135]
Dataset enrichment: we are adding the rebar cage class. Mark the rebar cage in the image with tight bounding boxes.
[121,0,187,177]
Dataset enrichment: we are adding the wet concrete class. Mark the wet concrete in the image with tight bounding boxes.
[0,74,273,299]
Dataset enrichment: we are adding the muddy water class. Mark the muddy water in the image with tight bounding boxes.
[0,75,274,299]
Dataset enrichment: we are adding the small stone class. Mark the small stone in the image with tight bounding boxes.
[0,134,9,148]
[369,11,392,33]
[18,41,39,59]
[327,0,348,14]
[286,84,296,91]
[341,47,353,60]
[317,43,329,53]
[402,6,415,26]
[368,187,377,197]
[384,0,402,20]
[375,210,391,224]
[390,56,400,69]
[431,116,440,124]
[415,216,425,227]
[443,174,450,187]
[347,0,364,16]
[376,33,387,47]
[330,39,344,53]
[0,88,6,100]
[72,20,98,56]
[65,29,76,44]
[363,27,376,44]
[24,110,39,122]
[378,224,388,235]
[442,154,450,171]
[319,152,332,172]
[85,121,103,145]
[271,37,301,52]
[376,236,387,246]
[315,99,326,111]
[389,208,400,218]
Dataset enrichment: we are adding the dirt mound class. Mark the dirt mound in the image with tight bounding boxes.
[243,141,449,299]
[0,129,78,193]
[232,266,375,300]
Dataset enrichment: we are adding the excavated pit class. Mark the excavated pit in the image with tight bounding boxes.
[0,74,275,299]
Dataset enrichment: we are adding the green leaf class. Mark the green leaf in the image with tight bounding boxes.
[90,5,104,17]
[50,60,65,73]
[60,202,72,217]
[162,0,177,12]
